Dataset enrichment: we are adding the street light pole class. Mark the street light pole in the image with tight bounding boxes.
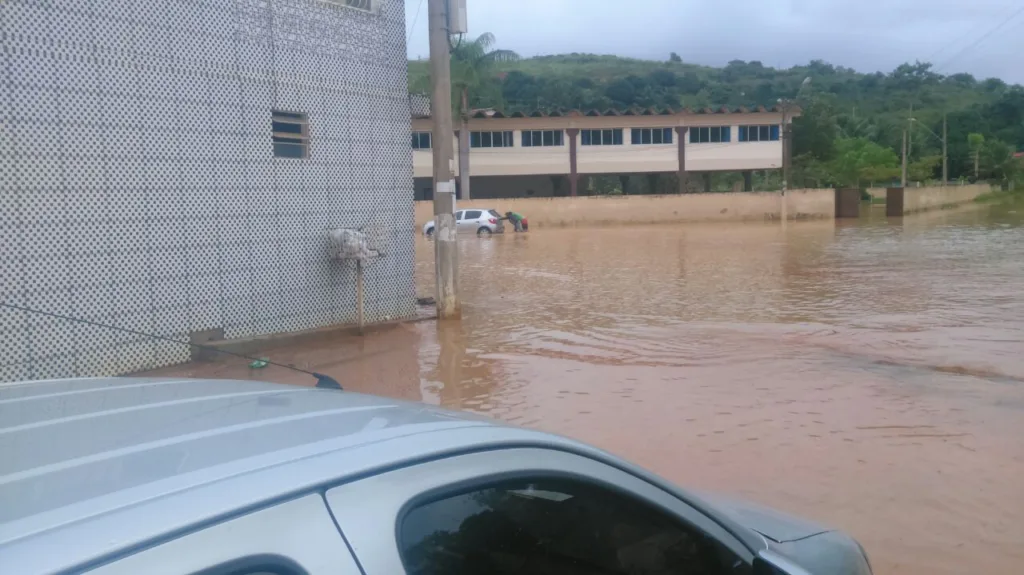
[428,0,459,319]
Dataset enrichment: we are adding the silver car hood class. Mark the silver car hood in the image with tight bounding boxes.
[696,492,831,543]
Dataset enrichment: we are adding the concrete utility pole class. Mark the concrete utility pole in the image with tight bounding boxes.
[907,103,913,167]
[942,113,948,185]
[428,0,459,319]
[781,101,791,222]
[781,102,791,196]
[901,129,908,187]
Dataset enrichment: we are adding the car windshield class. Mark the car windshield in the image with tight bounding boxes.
[488,210,501,217]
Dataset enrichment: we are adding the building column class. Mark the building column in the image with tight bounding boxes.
[743,170,753,192]
[567,128,580,197]
[619,175,630,195]
[674,126,688,193]
[702,172,712,193]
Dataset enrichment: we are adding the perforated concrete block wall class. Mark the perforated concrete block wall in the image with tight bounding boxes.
[1,0,416,381]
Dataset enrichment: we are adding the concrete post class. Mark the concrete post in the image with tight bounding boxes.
[619,175,630,195]
[428,0,459,319]
[702,172,712,193]
[743,170,753,192]
[886,187,904,217]
[835,188,861,218]
[567,128,579,197]
[458,90,471,199]
[674,127,688,193]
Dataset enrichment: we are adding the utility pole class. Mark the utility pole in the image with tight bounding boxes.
[780,101,791,222]
[428,0,459,319]
[907,103,913,164]
[781,101,791,195]
[901,129,908,187]
[942,113,948,186]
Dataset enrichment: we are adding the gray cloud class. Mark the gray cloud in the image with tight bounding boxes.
[404,0,1024,84]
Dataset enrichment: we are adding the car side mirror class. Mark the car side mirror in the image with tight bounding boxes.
[753,551,813,575]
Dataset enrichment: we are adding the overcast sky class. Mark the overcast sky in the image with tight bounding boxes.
[403,0,1024,85]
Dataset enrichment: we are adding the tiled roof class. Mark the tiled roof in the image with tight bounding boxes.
[464,105,795,119]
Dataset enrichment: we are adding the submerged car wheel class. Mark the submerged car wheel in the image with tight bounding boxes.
[425,227,434,237]
[477,227,492,237]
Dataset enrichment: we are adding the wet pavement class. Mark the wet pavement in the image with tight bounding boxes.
[151,200,1024,575]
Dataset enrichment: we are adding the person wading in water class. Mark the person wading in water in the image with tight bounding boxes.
[502,211,527,232]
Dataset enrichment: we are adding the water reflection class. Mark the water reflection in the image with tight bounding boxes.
[409,203,1024,575]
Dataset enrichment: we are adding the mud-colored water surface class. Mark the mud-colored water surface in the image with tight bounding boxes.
[154,201,1024,574]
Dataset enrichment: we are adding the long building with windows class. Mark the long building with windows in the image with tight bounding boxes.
[411,106,796,199]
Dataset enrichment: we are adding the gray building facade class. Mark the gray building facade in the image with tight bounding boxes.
[1,0,415,381]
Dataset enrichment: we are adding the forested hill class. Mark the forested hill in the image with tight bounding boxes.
[408,54,1024,185]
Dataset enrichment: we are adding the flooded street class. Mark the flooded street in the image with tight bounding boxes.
[154,201,1024,575]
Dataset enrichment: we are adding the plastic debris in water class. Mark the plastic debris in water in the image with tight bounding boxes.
[249,358,269,369]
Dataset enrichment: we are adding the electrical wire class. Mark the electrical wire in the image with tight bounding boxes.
[934,4,1024,72]
[406,0,425,45]
[922,2,1023,64]
[0,301,342,390]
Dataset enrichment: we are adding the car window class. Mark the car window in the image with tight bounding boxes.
[398,478,747,575]
[464,210,483,219]
[488,209,502,217]
[454,211,464,220]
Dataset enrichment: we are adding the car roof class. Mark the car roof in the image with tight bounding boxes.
[0,377,533,574]
[0,377,763,573]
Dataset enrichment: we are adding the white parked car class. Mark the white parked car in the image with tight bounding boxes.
[423,208,505,237]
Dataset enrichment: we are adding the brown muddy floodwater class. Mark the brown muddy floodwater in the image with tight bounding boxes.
[154,201,1024,574]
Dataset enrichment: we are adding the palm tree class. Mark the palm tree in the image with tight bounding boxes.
[450,33,519,199]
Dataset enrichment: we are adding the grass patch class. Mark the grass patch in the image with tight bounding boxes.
[974,189,1021,203]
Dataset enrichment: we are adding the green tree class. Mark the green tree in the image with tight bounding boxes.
[450,33,519,199]
[909,155,941,183]
[829,138,901,187]
[669,52,682,63]
[980,139,1017,182]
[792,96,839,162]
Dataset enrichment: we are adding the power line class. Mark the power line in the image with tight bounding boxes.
[934,4,1024,72]
[407,0,425,44]
[923,2,1023,64]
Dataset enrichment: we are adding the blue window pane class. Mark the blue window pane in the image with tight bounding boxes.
[470,132,480,147]
[770,125,780,141]
[739,126,747,142]
[521,132,530,147]
[613,129,622,145]
[554,130,563,146]
[689,128,698,143]
[273,142,305,158]
[651,129,661,144]
[582,130,592,145]
[664,128,673,144]
[722,126,731,142]
[272,120,303,135]
[631,129,641,145]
